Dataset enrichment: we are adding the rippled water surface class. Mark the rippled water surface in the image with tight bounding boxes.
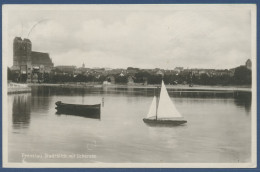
[8,86,252,163]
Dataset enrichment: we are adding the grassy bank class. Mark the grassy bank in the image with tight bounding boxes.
[28,83,251,92]
[8,83,31,94]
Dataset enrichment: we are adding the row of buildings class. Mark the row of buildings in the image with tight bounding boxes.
[10,37,252,83]
[41,60,252,83]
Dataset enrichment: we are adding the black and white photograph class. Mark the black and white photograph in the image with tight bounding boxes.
[2,4,257,168]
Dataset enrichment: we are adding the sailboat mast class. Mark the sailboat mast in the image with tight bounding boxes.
[156,86,159,120]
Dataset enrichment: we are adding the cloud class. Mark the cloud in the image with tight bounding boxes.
[4,5,252,69]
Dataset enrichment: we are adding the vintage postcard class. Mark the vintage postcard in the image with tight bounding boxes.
[2,4,257,168]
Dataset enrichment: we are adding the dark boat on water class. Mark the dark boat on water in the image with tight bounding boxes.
[55,101,101,119]
[143,118,187,125]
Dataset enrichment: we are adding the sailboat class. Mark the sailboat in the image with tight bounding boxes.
[143,80,187,125]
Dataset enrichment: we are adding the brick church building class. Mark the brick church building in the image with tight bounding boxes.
[11,37,54,82]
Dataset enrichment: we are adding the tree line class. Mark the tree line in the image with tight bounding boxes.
[8,65,251,86]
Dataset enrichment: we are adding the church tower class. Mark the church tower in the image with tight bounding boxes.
[13,37,32,82]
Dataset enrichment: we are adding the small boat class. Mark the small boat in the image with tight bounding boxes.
[143,80,187,125]
[55,101,101,119]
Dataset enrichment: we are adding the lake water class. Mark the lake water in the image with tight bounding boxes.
[8,86,252,163]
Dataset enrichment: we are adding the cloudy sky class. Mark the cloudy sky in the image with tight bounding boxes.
[3,5,255,69]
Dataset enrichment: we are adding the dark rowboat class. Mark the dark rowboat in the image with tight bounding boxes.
[55,101,101,119]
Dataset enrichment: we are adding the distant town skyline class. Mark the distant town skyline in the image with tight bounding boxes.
[3,4,254,69]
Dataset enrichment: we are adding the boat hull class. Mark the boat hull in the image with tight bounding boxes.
[143,118,187,126]
[55,101,101,119]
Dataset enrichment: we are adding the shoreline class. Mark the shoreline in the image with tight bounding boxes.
[8,86,31,94]
[27,83,251,92]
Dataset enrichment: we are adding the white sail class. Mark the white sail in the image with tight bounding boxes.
[157,81,182,119]
[146,96,157,118]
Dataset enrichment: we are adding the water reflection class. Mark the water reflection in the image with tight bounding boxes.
[144,122,188,128]
[30,86,251,113]
[9,86,252,163]
[233,92,252,113]
[31,86,53,113]
[56,112,101,120]
[12,94,31,129]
